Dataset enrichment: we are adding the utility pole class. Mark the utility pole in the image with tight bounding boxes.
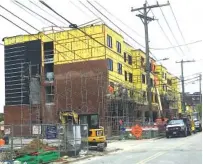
[131,2,169,123]
[176,60,195,113]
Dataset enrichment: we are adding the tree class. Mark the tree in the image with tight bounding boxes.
[195,104,202,118]
[0,113,3,122]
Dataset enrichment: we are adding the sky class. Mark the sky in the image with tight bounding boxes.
[0,0,203,112]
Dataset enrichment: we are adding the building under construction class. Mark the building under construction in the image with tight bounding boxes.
[3,24,181,135]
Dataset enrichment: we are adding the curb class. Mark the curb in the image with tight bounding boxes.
[61,148,122,163]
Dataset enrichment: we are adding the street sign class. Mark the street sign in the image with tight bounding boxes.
[45,125,57,139]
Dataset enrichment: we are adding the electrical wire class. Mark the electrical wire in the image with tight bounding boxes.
[0,14,32,34]
[1,3,90,62]
[78,19,101,27]
[10,1,137,78]
[39,0,144,59]
[12,1,98,56]
[159,5,185,56]
[14,0,130,67]
[86,1,145,48]
[69,0,97,19]
[13,0,55,27]
[79,1,106,24]
[150,40,202,50]
[147,2,180,56]
[185,79,199,85]
[11,0,50,26]
[3,1,132,77]
[29,0,67,26]
[94,1,144,39]
[169,3,189,51]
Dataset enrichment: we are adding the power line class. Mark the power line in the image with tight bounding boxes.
[39,0,145,59]
[169,3,189,51]
[78,19,102,27]
[79,1,105,24]
[0,14,32,34]
[150,40,202,50]
[8,0,137,76]
[13,0,55,27]
[1,4,93,63]
[29,0,67,25]
[69,1,97,19]
[87,1,145,48]
[14,0,126,64]
[94,1,144,38]
[12,1,96,53]
[11,0,50,26]
[147,2,181,56]
[159,4,185,56]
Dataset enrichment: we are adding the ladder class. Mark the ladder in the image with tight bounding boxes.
[155,86,163,117]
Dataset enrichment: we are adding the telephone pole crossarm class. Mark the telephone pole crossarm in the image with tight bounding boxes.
[131,2,170,12]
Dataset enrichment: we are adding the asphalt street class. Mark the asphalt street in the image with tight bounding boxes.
[77,132,202,164]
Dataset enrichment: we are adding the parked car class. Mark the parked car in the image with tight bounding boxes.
[166,119,188,138]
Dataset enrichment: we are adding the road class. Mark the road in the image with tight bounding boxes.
[77,132,202,164]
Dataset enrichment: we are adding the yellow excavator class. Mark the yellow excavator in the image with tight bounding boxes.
[59,111,107,152]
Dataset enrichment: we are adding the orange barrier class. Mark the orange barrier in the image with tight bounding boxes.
[131,124,143,139]
[0,139,5,146]
[108,85,114,94]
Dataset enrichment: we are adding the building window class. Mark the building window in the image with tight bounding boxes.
[162,72,165,79]
[45,86,54,103]
[141,57,145,68]
[116,41,121,53]
[107,58,113,71]
[129,73,133,83]
[117,63,122,74]
[107,35,112,48]
[167,79,172,86]
[128,55,132,65]
[124,52,127,62]
[124,71,127,81]
[142,74,146,84]
[150,78,153,87]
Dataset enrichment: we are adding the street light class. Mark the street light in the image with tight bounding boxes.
[156,57,169,62]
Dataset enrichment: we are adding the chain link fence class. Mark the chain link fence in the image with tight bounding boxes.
[0,123,88,162]
[103,120,166,140]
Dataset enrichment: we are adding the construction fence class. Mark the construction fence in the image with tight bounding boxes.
[102,119,166,140]
[0,123,89,162]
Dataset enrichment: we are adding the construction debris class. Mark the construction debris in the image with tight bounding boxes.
[15,139,56,155]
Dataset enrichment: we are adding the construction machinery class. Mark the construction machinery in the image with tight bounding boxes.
[59,111,107,152]
[79,114,107,151]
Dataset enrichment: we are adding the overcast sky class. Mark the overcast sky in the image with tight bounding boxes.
[0,0,202,112]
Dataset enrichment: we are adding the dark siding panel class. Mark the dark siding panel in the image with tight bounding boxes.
[4,40,41,106]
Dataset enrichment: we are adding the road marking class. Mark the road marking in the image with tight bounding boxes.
[136,138,190,164]
[136,152,165,164]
